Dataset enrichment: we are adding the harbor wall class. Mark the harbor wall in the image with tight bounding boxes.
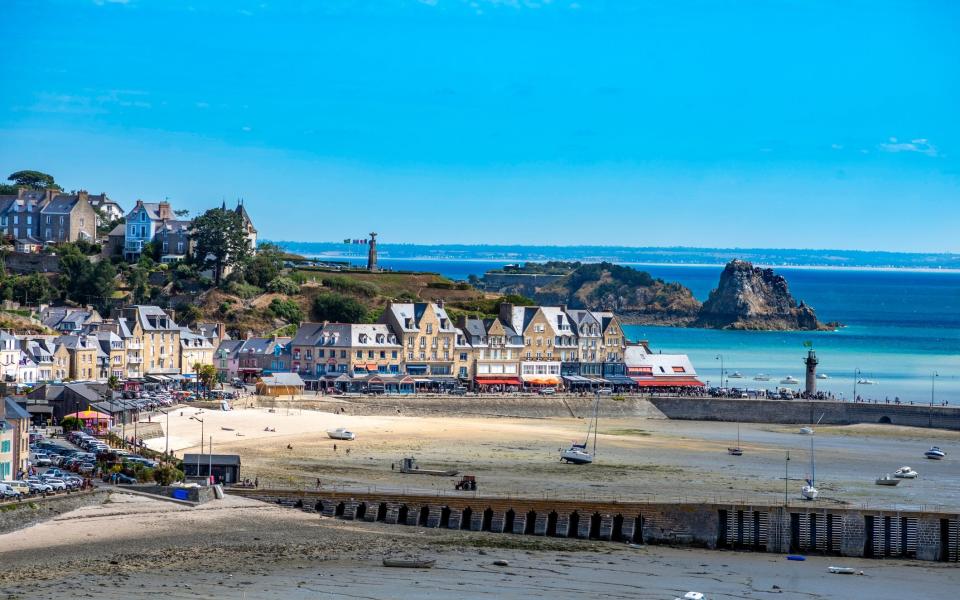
[229,488,960,563]
[648,397,960,431]
[0,489,107,535]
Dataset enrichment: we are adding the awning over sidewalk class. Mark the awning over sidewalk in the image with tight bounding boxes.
[630,377,704,387]
[475,377,521,385]
[605,375,636,386]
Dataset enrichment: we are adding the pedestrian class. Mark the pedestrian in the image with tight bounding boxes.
[254,477,259,488]
[316,478,321,489]
[333,444,337,452]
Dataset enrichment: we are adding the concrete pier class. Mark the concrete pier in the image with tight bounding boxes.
[234,488,960,563]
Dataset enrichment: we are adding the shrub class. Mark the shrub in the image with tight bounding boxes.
[153,464,184,486]
[426,281,454,290]
[266,276,300,295]
[311,293,367,323]
[268,298,304,323]
[320,276,379,298]
[225,280,262,299]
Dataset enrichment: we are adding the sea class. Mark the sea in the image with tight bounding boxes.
[301,253,960,404]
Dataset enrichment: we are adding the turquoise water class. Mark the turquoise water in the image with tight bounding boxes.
[309,255,960,403]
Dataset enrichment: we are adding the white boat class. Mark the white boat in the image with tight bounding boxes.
[727,421,743,456]
[674,593,706,600]
[326,428,356,441]
[729,372,743,379]
[857,379,876,385]
[780,376,799,385]
[894,466,919,478]
[561,395,599,465]
[924,446,946,460]
[753,374,771,381]
[827,566,857,575]
[801,434,819,500]
[816,373,829,380]
[875,474,900,486]
[560,443,593,465]
[799,426,814,435]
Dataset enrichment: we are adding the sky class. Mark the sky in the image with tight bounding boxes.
[0,0,958,252]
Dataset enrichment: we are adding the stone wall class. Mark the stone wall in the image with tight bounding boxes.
[229,488,960,562]
[649,397,960,431]
[5,252,60,275]
[0,490,106,535]
[256,395,667,420]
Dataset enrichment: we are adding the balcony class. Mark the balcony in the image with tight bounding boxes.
[127,356,143,364]
[127,341,143,349]
[124,240,144,252]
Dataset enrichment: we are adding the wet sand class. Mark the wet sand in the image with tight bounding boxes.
[148,406,960,509]
[0,493,953,600]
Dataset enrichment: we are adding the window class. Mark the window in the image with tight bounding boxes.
[355,351,362,359]
[317,349,324,358]
[391,351,397,359]
[672,366,686,373]
[459,352,467,361]
[426,324,433,334]
[26,215,32,225]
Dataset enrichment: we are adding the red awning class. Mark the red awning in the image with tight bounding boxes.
[475,377,521,385]
[631,377,704,387]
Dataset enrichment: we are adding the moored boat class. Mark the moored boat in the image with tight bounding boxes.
[816,373,829,380]
[753,374,770,381]
[894,466,919,478]
[326,428,356,441]
[799,426,814,435]
[383,558,436,569]
[875,474,900,486]
[561,443,594,464]
[729,371,743,379]
[924,446,946,460]
[780,376,799,385]
[827,566,857,575]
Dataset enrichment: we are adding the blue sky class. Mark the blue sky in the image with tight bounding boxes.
[1,0,958,251]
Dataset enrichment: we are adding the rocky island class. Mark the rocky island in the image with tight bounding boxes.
[693,259,832,330]
[477,259,834,331]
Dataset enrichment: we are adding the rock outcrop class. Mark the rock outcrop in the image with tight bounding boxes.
[694,259,829,330]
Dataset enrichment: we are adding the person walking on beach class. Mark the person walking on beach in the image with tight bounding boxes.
[316,478,321,489]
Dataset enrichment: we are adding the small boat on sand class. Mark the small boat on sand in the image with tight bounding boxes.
[326,428,356,441]
[894,466,919,478]
[925,447,946,460]
[674,593,706,600]
[383,558,435,569]
[857,378,876,385]
[799,426,814,435]
[828,566,857,575]
[727,422,743,456]
[875,474,900,486]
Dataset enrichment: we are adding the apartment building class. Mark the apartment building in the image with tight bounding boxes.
[0,188,97,249]
[113,306,181,375]
[180,329,215,376]
[380,302,459,385]
[56,334,100,381]
[97,331,126,380]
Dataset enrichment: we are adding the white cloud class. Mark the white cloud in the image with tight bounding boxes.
[879,136,938,157]
[830,143,843,150]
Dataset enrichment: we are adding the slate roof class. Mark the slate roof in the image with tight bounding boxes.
[183,454,241,466]
[259,372,304,387]
[40,195,80,215]
[290,322,325,346]
[4,397,31,420]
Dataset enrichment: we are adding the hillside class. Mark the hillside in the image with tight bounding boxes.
[532,262,702,325]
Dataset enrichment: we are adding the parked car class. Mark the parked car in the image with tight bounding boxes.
[78,463,96,474]
[596,387,614,395]
[43,478,67,491]
[0,483,21,499]
[25,480,52,494]
[538,387,557,395]
[1,481,31,496]
[115,473,138,484]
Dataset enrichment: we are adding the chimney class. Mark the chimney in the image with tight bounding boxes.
[456,315,467,329]
[77,190,89,203]
[135,199,144,210]
[436,299,444,308]
[158,201,172,221]
[498,302,514,324]
[45,188,57,203]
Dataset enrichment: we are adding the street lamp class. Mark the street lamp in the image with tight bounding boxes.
[931,372,939,407]
[190,415,203,479]
[159,409,170,456]
[715,354,724,389]
[784,450,790,506]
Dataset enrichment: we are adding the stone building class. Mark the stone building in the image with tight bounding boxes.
[0,188,97,249]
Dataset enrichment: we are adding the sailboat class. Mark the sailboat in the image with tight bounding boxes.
[727,421,743,456]
[561,395,599,465]
[801,434,819,500]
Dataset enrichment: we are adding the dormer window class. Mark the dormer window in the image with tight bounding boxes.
[375,334,385,343]
[358,334,368,344]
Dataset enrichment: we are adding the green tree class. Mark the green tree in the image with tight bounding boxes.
[60,416,82,431]
[153,463,184,485]
[190,208,251,286]
[58,245,116,312]
[311,293,367,323]
[7,170,60,190]
[107,375,120,390]
[244,242,285,288]
[194,363,218,394]
[266,276,299,295]
[10,273,55,304]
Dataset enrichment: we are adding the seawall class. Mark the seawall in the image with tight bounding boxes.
[648,397,960,431]
[229,488,960,563]
[256,395,668,420]
[0,489,107,535]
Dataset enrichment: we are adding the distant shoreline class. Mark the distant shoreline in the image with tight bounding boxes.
[293,253,960,274]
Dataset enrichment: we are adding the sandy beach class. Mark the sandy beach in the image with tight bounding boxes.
[0,491,955,600]
[146,402,960,510]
